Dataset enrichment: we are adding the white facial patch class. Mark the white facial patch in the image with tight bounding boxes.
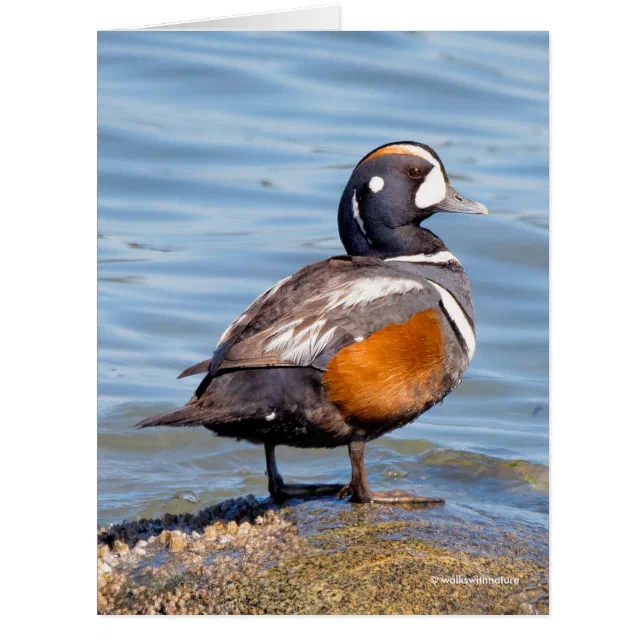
[374,143,446,210]
[369,176,384,193]
[426,279,476,360]
[415,166,446,209]
[265,411,276,421]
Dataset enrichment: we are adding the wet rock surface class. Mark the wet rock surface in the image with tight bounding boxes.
[97,495,548,615]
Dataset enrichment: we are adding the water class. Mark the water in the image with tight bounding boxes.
[98,31,548,528]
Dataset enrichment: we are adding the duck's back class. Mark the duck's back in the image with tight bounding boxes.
[137,253,474,446]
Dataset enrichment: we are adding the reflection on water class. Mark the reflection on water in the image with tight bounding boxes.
[98,31,548,527]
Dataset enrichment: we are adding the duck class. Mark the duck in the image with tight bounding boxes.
[137,141,487,504]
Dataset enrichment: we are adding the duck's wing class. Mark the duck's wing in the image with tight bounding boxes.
[182,256,446,398]
[177,258,347,380]
[175,275,289,380]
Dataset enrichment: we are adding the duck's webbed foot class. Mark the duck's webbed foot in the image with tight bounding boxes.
[265,445,342,502]
[369,490,445,504]
[338,483,444,504]
[338,442,446,505]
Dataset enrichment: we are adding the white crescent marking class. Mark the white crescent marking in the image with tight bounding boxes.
[375,144,446,209]
[415,167,446,209]
[426,279,476,360]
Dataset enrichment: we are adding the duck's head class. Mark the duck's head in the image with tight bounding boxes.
[338,141,487,256]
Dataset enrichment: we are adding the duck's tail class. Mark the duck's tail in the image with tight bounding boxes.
[135,402,210,428]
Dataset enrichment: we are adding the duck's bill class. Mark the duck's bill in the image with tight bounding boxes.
[436,185,488,215]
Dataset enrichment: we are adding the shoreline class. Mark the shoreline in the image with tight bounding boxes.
[98,494,548,615]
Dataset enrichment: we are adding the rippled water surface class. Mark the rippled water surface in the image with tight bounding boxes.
[98,31,548,527]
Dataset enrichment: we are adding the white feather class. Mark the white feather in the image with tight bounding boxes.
[217,314,247,346]
[322,276,422,312]
[385,252,461,266]
[426,279,476,359]
[260,276,424,365]
[218,275,293,347]
[263,319,304,353]
[262,275,292,300]
[263,319,336,365]
[282,325,336,364]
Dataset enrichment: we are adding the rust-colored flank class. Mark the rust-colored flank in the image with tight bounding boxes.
[322,309,446,425]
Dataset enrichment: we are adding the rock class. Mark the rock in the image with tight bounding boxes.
[97,494,549,616]
[226,522,239,536]
[169,531,188,552]
[203,524,220,541]
[381,467,408,479]
[113,540,129,555]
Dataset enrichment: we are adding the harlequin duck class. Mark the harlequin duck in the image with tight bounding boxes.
[137,142,487,504]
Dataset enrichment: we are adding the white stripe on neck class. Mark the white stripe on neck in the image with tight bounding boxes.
[426,278,475,360]
[385,251,461,266]
[352,190,371,243]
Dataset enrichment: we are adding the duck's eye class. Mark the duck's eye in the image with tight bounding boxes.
[407,167,423,179]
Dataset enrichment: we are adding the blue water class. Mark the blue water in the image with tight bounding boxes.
[98,31,548,527]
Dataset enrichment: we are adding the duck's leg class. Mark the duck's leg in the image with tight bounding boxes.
[338,441,446,505]
[264,444,343,501]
